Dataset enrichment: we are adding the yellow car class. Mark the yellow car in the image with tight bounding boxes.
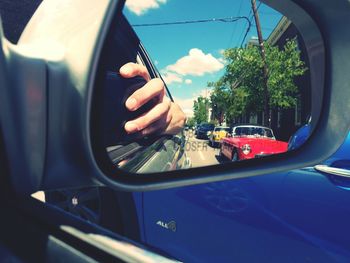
[209,126,231,147]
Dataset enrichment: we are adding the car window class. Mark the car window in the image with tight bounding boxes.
[215,127,230,132]
[201,124,214,130]
[234,126,274,138]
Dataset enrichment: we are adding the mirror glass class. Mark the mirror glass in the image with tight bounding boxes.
[92,0,312,173]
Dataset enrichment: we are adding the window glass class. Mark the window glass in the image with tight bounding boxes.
[215,127,230,132]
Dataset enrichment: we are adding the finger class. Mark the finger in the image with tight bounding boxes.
[119,62,150,81]
[125,78,165,111]
[140,114,172,136]
[124,98,171,134]
[160,102,186,135]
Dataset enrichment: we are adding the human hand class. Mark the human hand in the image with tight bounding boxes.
[119,62,186,136]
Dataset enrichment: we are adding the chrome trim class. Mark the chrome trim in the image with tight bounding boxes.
[61,226,181,263]
[314,165,350,178]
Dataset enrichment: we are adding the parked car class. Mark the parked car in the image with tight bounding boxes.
[209,126,231,147]
[288,123,311,151]
[193,125,199,135]
[220,125,288,161]
[196,123,215,139]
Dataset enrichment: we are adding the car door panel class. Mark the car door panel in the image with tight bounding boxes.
[140,167,350,262]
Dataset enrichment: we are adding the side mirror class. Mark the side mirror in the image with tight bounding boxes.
[1,0,350,195]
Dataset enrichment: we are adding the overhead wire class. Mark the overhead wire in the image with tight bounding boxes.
[226,0,244,48]
[239,1,262,47]
[131,16,251,27]
[131,1,265,48]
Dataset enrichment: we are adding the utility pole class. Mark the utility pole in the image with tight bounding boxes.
[251,0,270,127]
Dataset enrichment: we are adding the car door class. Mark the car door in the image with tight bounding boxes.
[139,133,350,262]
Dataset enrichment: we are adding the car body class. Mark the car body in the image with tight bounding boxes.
[288,123,311,151]
[134,130,350,262]
[196,123,215,139]
[193,125,198,135]
[220,125,288,161]
[209,126,230,147]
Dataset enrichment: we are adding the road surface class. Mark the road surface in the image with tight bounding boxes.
[184,132,221,168]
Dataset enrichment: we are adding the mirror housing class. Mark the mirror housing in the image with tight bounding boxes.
[0,0,122,194]
[1,0,350,195]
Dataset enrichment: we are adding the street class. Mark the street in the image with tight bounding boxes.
[184,132,221,168]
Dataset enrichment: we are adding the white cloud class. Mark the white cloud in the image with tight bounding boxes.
[162,72,183,85]
[174,97,194,117]
[166,48,224,76]
[185,79,192,84]
[125,0,167,15]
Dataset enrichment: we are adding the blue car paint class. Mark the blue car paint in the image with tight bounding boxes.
[288,124,311,151]
[133,131,350,262]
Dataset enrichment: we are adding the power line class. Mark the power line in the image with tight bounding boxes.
[131,3,268,48]
[240,24,251,47]
[237,11,253,46]
[131,16,250,27]
[239,1,262,47]
[227,0,244,48]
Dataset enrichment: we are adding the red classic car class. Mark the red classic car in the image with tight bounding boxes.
[220,125,288,161]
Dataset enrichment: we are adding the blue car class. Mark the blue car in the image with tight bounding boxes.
[196,123,215,140]
[132,129,350,262]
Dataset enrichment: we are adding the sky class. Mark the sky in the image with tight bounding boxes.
[123,0,282,117]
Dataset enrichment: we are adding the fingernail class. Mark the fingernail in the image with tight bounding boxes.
[125,122,139,133]
[126,98,137,110]
[120,64,131,75]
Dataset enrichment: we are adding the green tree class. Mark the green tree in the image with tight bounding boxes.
[186,117,196,128]
[208,80,228,125]
[210,38,307,126]
[266,40,307,109]
[193,96,210,124]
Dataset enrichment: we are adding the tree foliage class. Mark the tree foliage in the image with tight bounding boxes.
[186,117,196,128]
[206,39,307,126]
[193,96,210,124]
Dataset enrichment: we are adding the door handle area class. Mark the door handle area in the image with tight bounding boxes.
[314,165,350,178]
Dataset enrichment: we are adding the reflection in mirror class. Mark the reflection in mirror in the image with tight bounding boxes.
[92,0,312,174]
